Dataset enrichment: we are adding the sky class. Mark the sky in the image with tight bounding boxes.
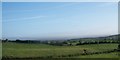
[0,2,2,39]
[2,0,119,2]
[2,2,118,40]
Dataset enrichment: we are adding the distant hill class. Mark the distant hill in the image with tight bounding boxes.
[69,34,119,41]
[96,34,119,40]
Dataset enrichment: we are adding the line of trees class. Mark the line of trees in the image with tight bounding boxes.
[2,39,119,46]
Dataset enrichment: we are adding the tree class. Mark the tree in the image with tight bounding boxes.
[5,39,8,42]
[16,39,21,43]
[117,35,120,51]
[118,44,120,51]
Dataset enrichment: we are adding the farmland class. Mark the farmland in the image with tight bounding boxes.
[2,42,119,59]
[76,52,119,58]
[2,34,120,59]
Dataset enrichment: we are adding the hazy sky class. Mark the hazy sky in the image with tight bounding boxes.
[2,2,118,40]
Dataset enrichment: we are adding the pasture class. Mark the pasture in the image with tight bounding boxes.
[75,52,119,58]
[2,42,119,58]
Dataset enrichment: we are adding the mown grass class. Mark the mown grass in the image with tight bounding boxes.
[2,42,118,58]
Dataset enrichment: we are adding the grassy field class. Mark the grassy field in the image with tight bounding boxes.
[0,42,2,59]
[74,52,119,58]
[2,42,119,58]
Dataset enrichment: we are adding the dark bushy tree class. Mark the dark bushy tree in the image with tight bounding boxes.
[5,39,8,42]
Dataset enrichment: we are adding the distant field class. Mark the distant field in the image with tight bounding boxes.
[2,42,119,58]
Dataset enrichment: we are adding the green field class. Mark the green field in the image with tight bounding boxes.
[2,42,119,58]
[74,52,119,58]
